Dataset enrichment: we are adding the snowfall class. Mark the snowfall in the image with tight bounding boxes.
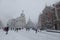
[0,29,60,40]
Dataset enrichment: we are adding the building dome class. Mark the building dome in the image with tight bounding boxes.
[21,10,25,17]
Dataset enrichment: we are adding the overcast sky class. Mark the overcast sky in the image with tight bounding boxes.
[0,0,60,26]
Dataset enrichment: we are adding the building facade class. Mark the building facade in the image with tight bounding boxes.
[15,10,26,28]
[7,10,26,29]
[38,6,53,30]
[53,2,60,30]
[7,19,16,29]
[38,2,60,30]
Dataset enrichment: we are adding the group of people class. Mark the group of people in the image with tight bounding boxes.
[3,27,40,35]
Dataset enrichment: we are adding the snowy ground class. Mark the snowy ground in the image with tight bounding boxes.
[0,29,60,40]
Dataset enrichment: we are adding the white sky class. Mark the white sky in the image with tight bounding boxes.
[0,0,60,26]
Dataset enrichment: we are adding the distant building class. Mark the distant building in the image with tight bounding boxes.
[7,10,26,29]
[0,20,3,29]
[15,10,26,28]
[7,19,16,29]
[26,18,35,29]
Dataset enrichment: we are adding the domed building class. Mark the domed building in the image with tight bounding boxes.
[15,10,26,29]
[7,10,26,29]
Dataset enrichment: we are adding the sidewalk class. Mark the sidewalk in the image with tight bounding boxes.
[46,29,60,33]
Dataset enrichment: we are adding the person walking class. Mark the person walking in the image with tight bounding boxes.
[3,27,9,34]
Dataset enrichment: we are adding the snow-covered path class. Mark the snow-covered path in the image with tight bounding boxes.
[0,29,60,40]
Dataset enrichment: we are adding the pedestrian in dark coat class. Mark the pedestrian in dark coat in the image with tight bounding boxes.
[3,27,9,34]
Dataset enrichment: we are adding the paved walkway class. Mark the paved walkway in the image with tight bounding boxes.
[0,29,60,40]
